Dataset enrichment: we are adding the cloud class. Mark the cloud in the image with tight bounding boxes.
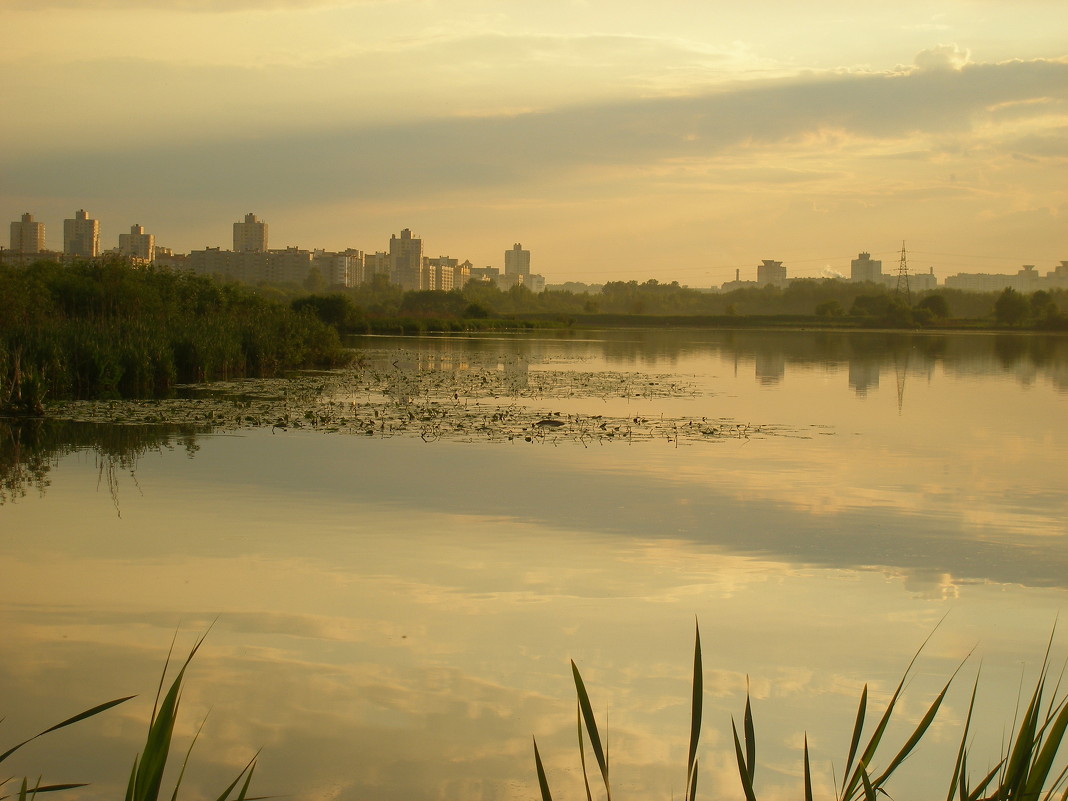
[7,55,1064,202]
[913,44,972,72]
[4,0,370,10]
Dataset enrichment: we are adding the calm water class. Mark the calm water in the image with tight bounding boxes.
[1,329,1066,800]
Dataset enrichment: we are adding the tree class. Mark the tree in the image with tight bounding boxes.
[994,288,1028,325]
[916,294,950,319]
[815,299,844,317]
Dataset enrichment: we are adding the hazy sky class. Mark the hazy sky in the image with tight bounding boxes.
[2,0,1066,284]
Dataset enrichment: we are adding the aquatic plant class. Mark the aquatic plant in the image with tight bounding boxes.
[0,632,258,801]
[0,259,351,409]
[533,624,1068,800]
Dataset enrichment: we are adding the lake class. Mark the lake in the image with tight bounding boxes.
[2,328,1066,800]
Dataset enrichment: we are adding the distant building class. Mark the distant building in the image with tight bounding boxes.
[118,224,155,263]
[470,266,499,282]
[363,251,390,284]
[63,209,99,258]
[313,249,362,287]
[10,212,45,254]
[233,212,268,253]
[505,243,530,276]
[718,268,758,292]
[425,256,460,291]
[389,228,424,290]
[944,264,1063,293]
[851,252,882,283]
[757,259,787,287]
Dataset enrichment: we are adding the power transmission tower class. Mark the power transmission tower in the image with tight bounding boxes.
[895,240,911,304]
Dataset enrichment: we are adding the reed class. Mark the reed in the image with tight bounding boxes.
[533,624,1068,800]
[0,259,351,411]
[1,632,259,801]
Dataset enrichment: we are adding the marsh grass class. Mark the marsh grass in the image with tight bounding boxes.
[0,260,350,412]
[1,632,259,801]
[534,624,1068,800]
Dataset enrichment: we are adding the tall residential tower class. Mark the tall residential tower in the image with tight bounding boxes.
[119,224,155,262]
[10,213,45,254]
[505,243,530,276]
[234,213,268,252]
[63,209,99,258]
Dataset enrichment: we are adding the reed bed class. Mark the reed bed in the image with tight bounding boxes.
[0,260,350,413]
[535,623,1068,800]
[1,632,257,801]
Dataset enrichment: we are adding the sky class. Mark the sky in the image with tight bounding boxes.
[2,0,1066,286]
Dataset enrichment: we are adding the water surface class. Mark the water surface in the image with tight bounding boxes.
[1,329,1066,800]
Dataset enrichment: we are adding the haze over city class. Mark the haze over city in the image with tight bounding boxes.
[2,0,1065,284]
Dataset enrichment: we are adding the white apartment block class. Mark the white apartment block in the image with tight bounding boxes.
[10,212,45,254]
[389,228,423,290]
[234,212,268,253]
[63,209,99,258]
[118,224,155,263]
[505,242,530,276]
[851,252,882,283]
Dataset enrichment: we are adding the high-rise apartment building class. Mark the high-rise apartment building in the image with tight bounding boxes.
[10,212,45,254]
[64,209,100,258]
[851,252,882,283]
[118,224,155,262]
[757,259,787,287]
[389,228,423,290]
[505,243,530,276]
[234,212,268,252]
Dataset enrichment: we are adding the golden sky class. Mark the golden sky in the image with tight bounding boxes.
[2,0,1066,284]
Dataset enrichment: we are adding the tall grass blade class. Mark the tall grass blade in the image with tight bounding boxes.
[572,660,611,801]
[1001,675,1045,794]
[860,769,876,801]
[533,737,554,801]
[129,630,211,801]
[873,674,955,787]
[841,684,868,797]
[967,763,1001,801]
[744,687,756,786]
[686,621,703,801]
[577,700,593,801]
[732,717,757,801]
[0,697,135,764]
[1023,698,1068,797]
[686,758,699,801]
[804,735,813,801]
[947,673,982,801]
[209,753,259,801]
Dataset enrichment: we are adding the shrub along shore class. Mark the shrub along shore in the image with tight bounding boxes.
[4,259,1066,412]
[0,259,351,414]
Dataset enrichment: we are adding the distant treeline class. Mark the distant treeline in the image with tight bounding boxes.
[4,260,1066,410]
[1,259,350,413]
[273,274,1068,333]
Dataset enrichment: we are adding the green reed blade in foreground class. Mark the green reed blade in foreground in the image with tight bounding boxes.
[803,735,813,801]
[572,661,611,801]
[686,621,703,801]
[0,697,135,765]
[533,737,554,801]
[732,716,757,801]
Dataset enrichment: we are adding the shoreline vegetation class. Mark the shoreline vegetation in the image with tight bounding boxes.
[7,626,1068,800]
[538,623,1068,801]
[2,258,1066,412]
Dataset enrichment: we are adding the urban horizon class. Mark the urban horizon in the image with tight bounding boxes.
[6,207,1066,293]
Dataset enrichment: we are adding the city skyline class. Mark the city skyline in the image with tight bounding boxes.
[6,207,1068,293]
[1,1,1065,284]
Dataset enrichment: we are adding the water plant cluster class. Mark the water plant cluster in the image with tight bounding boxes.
[537,624,1068,801]
[37,350,799,447]
[0,259,351,415]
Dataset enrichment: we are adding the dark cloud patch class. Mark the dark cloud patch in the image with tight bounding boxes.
[4,57,1065,206]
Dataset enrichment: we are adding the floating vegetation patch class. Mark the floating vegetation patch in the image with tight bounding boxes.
[42,348,809,446]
